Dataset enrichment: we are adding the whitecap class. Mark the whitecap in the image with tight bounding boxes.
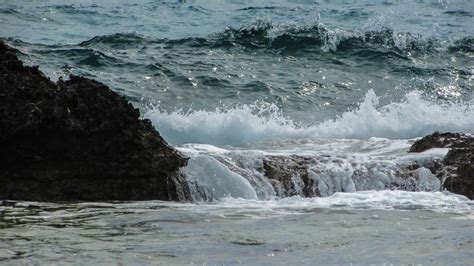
[145,90,474,146]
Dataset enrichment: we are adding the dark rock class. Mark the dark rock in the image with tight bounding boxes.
[0,41,187,201]
[409,131,473,152]
[443,147,474,199]
[263,156,315,197]
[409,132,474,199]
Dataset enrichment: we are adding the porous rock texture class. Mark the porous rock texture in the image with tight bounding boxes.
[409,132,474,199]
[0,41,187,201]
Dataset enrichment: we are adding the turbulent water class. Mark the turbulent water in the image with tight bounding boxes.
[1,0,474,264]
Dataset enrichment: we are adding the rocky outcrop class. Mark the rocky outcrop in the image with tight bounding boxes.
[0,41,187,201]
[409,132,474,152]
[409,132,474,199]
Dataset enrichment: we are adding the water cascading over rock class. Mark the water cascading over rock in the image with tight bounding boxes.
[176,148,447,201]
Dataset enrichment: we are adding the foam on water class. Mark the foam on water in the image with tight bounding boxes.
[146,90,474,146]
[2,191,472,223]
[212,191,473,215]
[151,191,473,217]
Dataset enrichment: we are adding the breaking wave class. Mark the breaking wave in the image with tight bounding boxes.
[146,90,474,146]
[75,20,471,55]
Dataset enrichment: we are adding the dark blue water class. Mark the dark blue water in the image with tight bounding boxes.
[2,1,473,139]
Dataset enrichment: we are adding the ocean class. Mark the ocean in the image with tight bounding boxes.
[1,0,473,264]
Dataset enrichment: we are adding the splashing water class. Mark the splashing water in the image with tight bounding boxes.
[146,90,474,146]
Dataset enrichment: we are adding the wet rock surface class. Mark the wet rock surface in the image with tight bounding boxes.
[262,156,315,197]
[215,152,441,200]
[260,156,442,198]
[0,41,187,201]
[409,132,474,199]
[409,132,474,152]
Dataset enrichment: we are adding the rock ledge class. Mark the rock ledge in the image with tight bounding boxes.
[0,41,187,201]
[409,132,473,199]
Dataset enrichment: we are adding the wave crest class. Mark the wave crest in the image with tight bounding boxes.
[219,19,437,54]
[145,90,474,146]
[72,20,471,55]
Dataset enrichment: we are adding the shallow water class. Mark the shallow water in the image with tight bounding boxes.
[1,0,474,264]
[1,193,473,265]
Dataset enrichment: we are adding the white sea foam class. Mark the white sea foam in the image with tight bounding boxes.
[145,90,474,146]
[7,192,472,222]
[212,190,473,214]
[147,90,473,204]
[157,191,472,217]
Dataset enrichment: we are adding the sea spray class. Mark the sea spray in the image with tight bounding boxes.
[146,90,474,146]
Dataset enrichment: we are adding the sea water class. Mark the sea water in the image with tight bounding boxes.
[1,0,473,264]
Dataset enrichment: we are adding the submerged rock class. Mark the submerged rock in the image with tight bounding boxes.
[409,132,474,199]
[0,41,187,201]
